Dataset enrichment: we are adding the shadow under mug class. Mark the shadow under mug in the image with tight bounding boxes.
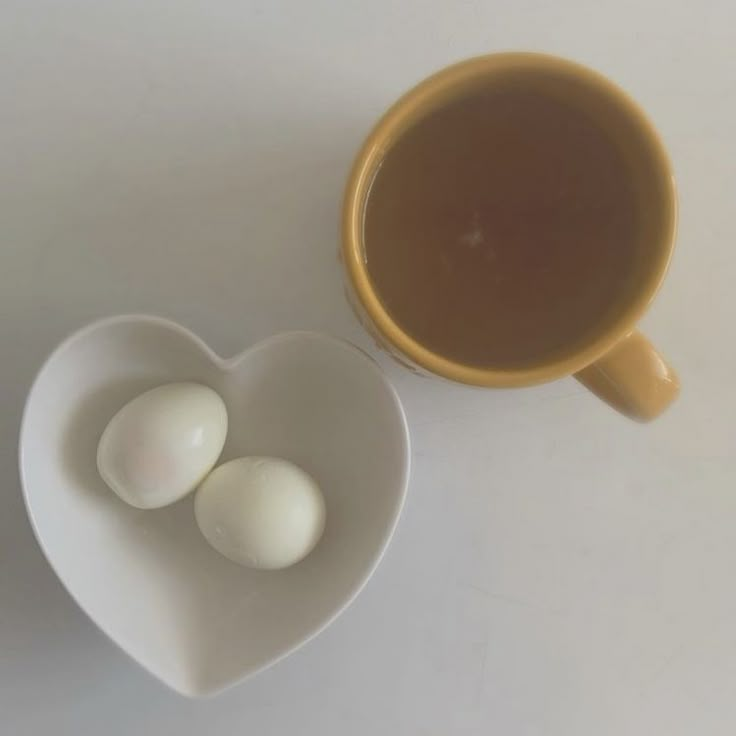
[342,53,679,422]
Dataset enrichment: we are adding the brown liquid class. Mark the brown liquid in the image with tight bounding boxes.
[363,84,641,368]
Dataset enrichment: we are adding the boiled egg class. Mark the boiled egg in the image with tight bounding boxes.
[195,457,326,570]
[97,382,227,509]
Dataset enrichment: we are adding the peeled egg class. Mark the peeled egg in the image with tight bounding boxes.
[97,382,227,509]
[195,457,326,570]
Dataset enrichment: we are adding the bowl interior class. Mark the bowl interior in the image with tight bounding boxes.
[19,317,409,696]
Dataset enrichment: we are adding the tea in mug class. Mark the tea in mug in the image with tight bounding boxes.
[363,79,641,368]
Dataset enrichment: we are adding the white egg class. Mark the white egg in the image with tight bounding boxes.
[97,382,228,509]
[195,457,326,570]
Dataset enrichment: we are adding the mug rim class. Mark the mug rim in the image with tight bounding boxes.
[342,52,677,388]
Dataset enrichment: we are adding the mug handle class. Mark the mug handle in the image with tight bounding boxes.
[575,330,679,422]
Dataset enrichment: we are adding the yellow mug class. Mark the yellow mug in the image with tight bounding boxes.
[342,53,679,421]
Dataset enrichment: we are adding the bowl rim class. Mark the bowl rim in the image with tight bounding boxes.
[18,313,411,696]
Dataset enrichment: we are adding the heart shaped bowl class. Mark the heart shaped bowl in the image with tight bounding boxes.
[19,315,410,696]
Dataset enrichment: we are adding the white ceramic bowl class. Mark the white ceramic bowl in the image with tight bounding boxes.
[19,316,410,696]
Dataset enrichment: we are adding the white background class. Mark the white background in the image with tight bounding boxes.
[1,2,734,734]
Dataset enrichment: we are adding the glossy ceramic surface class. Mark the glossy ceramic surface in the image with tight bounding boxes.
[343,53,679,420]
[19,316,410,695]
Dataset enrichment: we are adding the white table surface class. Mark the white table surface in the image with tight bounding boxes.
[2,1,734,734]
